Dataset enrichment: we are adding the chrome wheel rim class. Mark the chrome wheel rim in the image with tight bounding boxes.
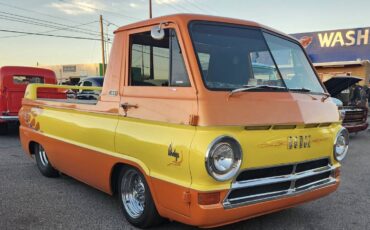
[39,145,49,166]
[121,170,145,219]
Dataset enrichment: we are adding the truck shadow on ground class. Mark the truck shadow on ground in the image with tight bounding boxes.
[349,130,369,140]
[56,166,310,230]
[0,123,19,137]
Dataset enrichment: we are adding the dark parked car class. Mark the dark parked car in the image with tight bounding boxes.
[76,77,104,100]
[324,76,368,133]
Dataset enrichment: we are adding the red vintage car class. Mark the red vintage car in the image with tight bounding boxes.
[0,66,64,133]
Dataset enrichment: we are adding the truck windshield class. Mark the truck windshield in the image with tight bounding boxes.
[189,22,325,94]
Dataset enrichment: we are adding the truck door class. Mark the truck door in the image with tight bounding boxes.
[115,25,198,217]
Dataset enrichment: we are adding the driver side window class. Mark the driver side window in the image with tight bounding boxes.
[129,29,190,87]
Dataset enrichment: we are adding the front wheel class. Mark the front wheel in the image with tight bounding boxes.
[34,144,59,178]
[118,167,163,228]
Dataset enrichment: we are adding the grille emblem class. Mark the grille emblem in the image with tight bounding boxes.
[288,135,311,149]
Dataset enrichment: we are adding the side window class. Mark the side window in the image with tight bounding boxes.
[83,81,92,86]
[129,29,190,87]
[82,81,93,92]
[13,75,44,84]
[197,52,210,78]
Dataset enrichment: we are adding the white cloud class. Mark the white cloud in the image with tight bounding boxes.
[50,0,105,15]
[155,0,179,5]
[129,3,139,8]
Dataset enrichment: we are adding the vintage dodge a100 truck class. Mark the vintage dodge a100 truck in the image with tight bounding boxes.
[20,14,349,228]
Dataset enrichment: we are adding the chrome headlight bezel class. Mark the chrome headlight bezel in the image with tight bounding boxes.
[334,127,349,162]
[205,136,242,182]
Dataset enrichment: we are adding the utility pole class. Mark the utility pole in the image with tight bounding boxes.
[149,0,152,18]
[149,0,153,79]
[99,15,106,75]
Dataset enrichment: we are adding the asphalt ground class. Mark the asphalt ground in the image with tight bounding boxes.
[0,124,369,230]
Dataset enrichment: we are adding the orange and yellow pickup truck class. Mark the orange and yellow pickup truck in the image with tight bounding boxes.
[19,14,349,228]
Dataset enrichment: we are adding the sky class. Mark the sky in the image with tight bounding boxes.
[0,0,370,66]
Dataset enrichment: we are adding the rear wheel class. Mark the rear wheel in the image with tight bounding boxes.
[118,167,163,228]
[34,144,59,178]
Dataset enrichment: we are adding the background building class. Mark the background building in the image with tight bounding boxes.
[292,27,370,85]
[41,63,105,84]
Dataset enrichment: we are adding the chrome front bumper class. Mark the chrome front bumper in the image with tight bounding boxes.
[223,158,337,209]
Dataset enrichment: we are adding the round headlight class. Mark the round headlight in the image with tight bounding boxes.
[334,128,349,162]
[206,136,242,181]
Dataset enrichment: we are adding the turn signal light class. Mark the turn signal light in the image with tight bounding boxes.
[198,192,220,205]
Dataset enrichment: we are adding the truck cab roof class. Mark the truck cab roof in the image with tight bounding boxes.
[114,13,294,40]
[0,66,56,80]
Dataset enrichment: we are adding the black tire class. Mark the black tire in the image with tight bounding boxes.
[34,143,59,178]
[118,167,163,228]
[0,123,8,135]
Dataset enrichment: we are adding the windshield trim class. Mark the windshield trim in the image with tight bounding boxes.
[188,20,327,94]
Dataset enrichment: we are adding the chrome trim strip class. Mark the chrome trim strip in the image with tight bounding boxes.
[295,177,333,191]
[0,116,18,121]
[244,123,334,131]
[227,190,288,202]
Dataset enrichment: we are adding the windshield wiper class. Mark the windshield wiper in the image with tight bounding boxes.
[228,85,286,98]
[289,87,311,93]
[289,87,331,101]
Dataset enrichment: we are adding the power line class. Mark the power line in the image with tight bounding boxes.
[193,0,221,15]
[0,15,102,38]
[0,29,109,41]
[103,19,120,28]
[0,10,102,36]
[0,20,99,39]
[174,0,202,13]
[0,1,96,27]
[183,0,208,13]
[160,1,192,13]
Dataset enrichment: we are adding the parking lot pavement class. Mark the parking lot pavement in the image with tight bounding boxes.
[1,125,369,230]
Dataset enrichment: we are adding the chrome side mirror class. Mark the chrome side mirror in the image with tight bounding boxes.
[151,23,165,40]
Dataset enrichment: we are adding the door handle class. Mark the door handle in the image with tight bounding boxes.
[121,103,138,110]
[120,103,138,116]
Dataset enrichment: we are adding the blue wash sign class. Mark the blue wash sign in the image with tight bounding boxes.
[291,28,370,63]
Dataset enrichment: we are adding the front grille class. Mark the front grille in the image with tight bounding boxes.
[236,164,294,181]
[343,109,367,124]
[296,158,329,173]
[223,158,336,209]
